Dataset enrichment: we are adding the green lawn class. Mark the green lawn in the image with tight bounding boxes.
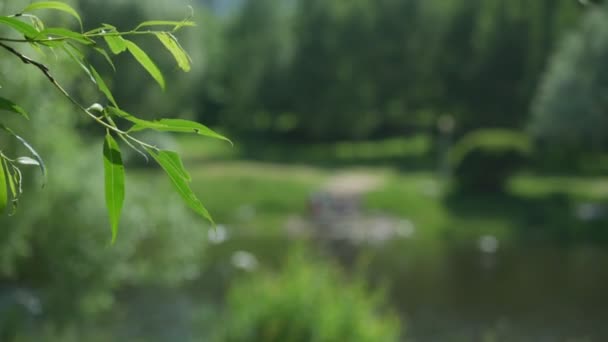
[131,136,608,243]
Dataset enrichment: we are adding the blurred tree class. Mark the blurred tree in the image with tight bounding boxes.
[199,0,582,142]
[434,0,580,131]
[530,6,608,152]
[207,0,294,139]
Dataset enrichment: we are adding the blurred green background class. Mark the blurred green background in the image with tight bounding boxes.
[2,0,608,341]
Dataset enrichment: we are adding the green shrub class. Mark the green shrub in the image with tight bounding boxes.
[214,251,402,342]
[450,129,531,193]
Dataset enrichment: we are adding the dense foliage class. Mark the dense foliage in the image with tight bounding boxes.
[531,7,608,152]
[199,0,582,141]
[0,1,229,241]
[215,251,401,342]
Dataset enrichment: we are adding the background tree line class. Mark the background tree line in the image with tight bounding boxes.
[194,0,581,142]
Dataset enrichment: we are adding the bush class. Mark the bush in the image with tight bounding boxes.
[213,251,402,342]
[450,129,531,193]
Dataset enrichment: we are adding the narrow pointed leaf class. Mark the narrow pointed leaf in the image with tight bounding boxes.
[0,159,7,215]
[2,159,15,197]
[22,1,82,30]
[135,20,196,31]
[103,33,127,55]
[125,40,165,90]
[152,149,191,181]
[16,156,39,166]
[93,47,115,70]
[28,15,45,31]
[0,97,29,119]
[90,66,117,107]
[2,159,18,215]
[37,27,92,44]
[62,43,94,83]
[103,134,125,243]
[12,165,22,195]
[131,118,232,144]
[0,16,39,38]
[0,124,46,185]
[145,148,213,223]
[156,32,190,71]
[108,107,231,144]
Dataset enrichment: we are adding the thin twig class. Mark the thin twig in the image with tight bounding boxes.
[0,41,157,150]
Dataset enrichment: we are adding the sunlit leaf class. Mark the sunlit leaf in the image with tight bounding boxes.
[90,66,117,107]
[103,134,125,243]
[131,118,232,144]
[0,16,39,38]
[103,32,127,55]
[37,27,93,44]
[0,97,29,119]
[135,20,196,31]
[16,156,40,166]
[155,149,191,181]
[108,107,231,144]
[0,158,7,215]
[22,1,82,30]
[125,40,165,90]
[156,32,191,72]
[145,148,213,224]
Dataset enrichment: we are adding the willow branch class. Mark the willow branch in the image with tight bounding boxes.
[0,41,157,150]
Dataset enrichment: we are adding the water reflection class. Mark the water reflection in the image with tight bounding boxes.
[202,234,608,341]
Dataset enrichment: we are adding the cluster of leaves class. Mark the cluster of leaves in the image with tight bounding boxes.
[0,1,229,241]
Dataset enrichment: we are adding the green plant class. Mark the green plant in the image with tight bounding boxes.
[450,129,531,193]
[214,250,402,342]
[0,1,229,241]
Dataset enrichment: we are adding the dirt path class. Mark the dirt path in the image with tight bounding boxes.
[322,172,385,197]
[287,171,416,244]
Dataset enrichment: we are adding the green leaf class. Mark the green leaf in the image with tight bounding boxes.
[125,40,165,90]
[154,149,191,181]
[90,66,117,107]
[0,125,47,186]
[22,1,82,30]
[103,134,125,243]
[108,107,231,144]
[0,158,7,215]
[93,47,115,70]
[145,148,213,224]
[16,156,39,166]
[2,158,18,214]
[135,20,196,31]
[156,32,191,72]
[28,14,45,31]
[62,43,94,83]
[103,32,127,55]
[132,118,232,144]
[0,97,29,119]
[0,16,39,38]
[36,27,92,44]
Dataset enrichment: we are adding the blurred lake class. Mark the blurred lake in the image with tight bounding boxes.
[193,234,608,342]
